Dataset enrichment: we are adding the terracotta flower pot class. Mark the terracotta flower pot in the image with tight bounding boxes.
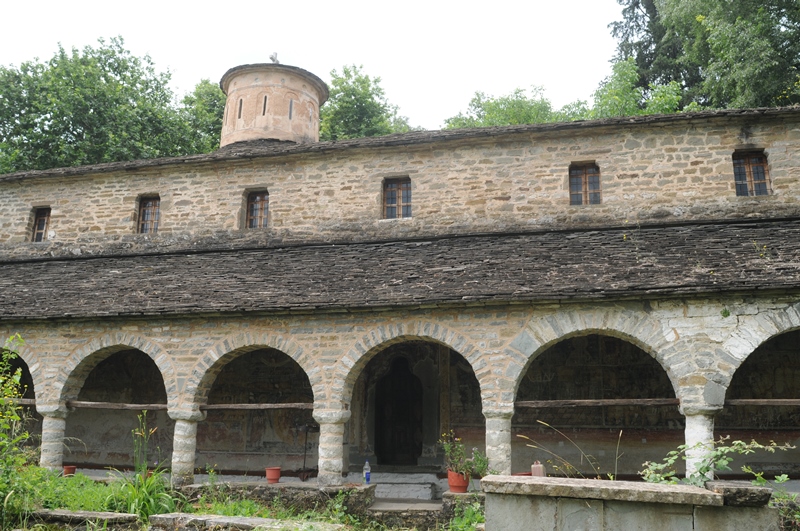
[447,469,470,493]
[266,466,281,484]
[63,465,77,476]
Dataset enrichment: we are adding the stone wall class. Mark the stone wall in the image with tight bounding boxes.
[1,111,800,256]
[5,294,800,474]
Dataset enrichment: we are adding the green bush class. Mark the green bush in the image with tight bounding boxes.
[450,498,486,531]
[105,469,178,520]
[15,467,110,512]
[0,335,30,529]
[104,411,181,521]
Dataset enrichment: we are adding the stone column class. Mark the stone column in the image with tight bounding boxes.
[169,408,206,487]
[37,404,68,470]
[313,408,351,486]
[484,407,514,475]
[684,412,716,479]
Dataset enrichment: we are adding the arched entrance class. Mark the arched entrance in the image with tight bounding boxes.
[513,334,682,478]
[348,340,482,472]
[196,348,315,475]
[716,330,800,476]
[65,349,172,469]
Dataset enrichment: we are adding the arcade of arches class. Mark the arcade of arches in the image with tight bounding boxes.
[5,301,800,486]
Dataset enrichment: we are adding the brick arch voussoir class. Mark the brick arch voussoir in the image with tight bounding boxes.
[56,333,178,408]
[185,332,314,408]
[721,305,800,387]
[510,308,676,395]
[335,321,480,408]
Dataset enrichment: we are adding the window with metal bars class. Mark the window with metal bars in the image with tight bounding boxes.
[383,177,411,219]
[31,207,51,242]
[138,196,160,234]
[246,191,269,229]
[569,164,601,205]
[733,151,771,197]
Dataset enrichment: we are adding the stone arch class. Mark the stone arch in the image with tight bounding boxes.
[13,341,44,402]
[333,320,481,410]
[507,308,678,397]
[55,333,178,409]
[184,332,317,408]
[720,303,800,388]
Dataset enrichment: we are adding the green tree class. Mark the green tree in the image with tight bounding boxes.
[0,37,212,174]
[610,0,699,100]
[591,58,682,118]
[611,0,800,109]
[590,58,644,118]
[664,0,800,108]
[444,87,589,129]
[180,79,226,153]
[319,65,412,141]
[443,59,679,129]
[445,87,556,128]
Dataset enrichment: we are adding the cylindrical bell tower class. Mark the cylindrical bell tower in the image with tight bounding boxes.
[219,63,329,148]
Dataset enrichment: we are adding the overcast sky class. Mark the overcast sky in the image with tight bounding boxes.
[1,1,624,130]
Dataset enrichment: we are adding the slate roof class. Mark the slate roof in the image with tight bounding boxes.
[1,218,799,320]
[1,106,799,183]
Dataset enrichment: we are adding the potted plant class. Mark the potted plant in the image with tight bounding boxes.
[439,431,490,493]
[266,466,281,484]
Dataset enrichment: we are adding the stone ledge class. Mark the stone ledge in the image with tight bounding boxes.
[480,475,724,506]
[705,480,773,506]
[148,512,343,530]
[179,481,375,516]
[32,509,139,526]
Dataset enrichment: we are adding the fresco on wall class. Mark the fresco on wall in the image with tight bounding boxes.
[196,349,316,473]
[66,350,173,468]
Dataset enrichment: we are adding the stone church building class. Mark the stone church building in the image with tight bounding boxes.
[1,63,799,489]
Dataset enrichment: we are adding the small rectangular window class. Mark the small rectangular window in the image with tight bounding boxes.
[32,207,51,242]
[733,151,771,196]
[138,197,160,234]
[569,164,601,205]
[246,191,269,229]
[384,178,411,219]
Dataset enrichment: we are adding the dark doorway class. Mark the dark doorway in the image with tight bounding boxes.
[375,357,423,465]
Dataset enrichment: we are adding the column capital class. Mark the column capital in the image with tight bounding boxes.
[36,403,69,418]
[482,405,515,420]
[679,406,723,416]
[313,409,351,425]
[168,407,207,422]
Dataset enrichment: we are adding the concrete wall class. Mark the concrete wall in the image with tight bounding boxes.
[483,476,779,531]
[2,113,800,254]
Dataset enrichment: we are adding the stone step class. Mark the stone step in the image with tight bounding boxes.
[344,471,449,500]
[375,481,436,500]
[367,498,445,530]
